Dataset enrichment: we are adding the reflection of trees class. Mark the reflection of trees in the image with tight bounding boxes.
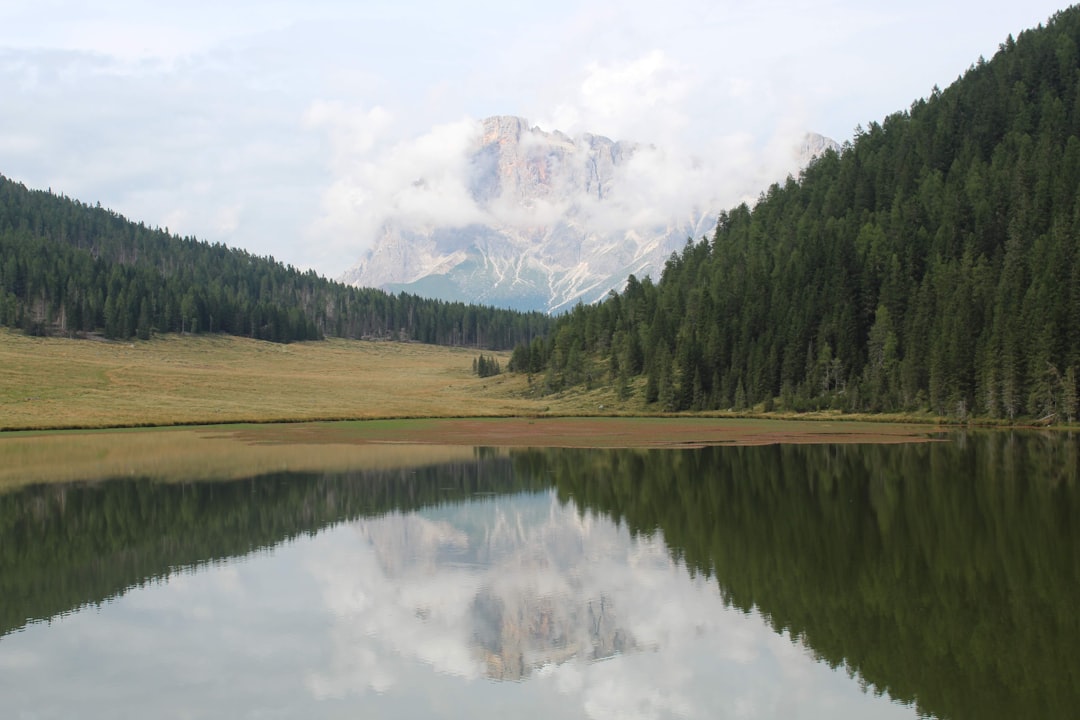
[522,433,1080,720]
[0,453,546,639]
[4,433,1078,718]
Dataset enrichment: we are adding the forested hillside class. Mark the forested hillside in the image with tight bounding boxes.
[514,6,1080,420]
[0,177,552,348]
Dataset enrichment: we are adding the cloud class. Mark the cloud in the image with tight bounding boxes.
[0,45,329,272]
[305,95,825,285]
[542,50,693,148]
[306,110,487,257]
[522,48,813,233]
[4,0,1065,283]
[303,101,393,161]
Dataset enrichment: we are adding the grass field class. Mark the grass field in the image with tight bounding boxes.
[0,425,486,490]
[0,329,971,431]
[0,330,551,430]
[0,329,964,432]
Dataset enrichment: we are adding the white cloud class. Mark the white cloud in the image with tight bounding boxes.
[306,112,487,257]
[303,101,393,161]
[541,50,692,148]
[0,0,1071,279]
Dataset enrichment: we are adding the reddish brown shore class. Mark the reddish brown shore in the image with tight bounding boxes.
[225,417,946,449]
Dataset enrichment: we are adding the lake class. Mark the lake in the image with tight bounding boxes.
[1,430,1077,719]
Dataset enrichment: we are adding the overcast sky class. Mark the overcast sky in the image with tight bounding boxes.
[0,1,1068,278]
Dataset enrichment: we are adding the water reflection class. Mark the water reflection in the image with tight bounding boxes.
[264,492,919,719]
[1,433,1078,719]
[308,497,652,690]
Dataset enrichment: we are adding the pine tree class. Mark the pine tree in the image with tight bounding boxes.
[1064,366,1078,423]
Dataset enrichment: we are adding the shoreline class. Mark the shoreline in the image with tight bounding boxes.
[0,414,1064,492]
[1,409,1064,437]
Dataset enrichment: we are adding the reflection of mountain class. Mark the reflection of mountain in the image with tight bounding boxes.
[470,590,634,681]
[0,453,545,639]
[349,496,643,682]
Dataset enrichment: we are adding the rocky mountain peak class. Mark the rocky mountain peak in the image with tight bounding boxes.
[469,116,622,208]
[481,115,529,145]
[341,117,838,313]
[798,132,839,164]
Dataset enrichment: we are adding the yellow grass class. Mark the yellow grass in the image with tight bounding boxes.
[0,329,552,430]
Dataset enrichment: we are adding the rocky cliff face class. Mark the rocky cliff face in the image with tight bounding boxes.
[341,117,837,313]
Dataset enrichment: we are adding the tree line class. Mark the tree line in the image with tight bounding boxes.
[0,177,553,348]
[512,7,1080,420]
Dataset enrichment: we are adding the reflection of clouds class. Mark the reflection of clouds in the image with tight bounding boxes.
[0,543,333,719]
[300,493,919,720]
[0,647,42,672]
[304,511,485,698]
[0,490,921,719]
[306,496,658,694]
[126,564,245,623]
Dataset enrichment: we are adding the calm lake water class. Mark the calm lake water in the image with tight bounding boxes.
[1,432,1078,719]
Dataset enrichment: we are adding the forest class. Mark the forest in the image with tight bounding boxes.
[0,178,552,349]
[512,6,1080,420]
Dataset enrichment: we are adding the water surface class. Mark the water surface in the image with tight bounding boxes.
[1,433,1077,719]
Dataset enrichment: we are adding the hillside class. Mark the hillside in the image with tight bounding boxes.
[0,176,552,348]
[515,7,1080,421]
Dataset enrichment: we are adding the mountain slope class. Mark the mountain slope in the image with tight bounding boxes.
[0,174,553,347]
[342,116,835,313]
[515,7,1080,419]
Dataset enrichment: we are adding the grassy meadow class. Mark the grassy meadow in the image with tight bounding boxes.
[0,330,553,430]
[0,329,958,432]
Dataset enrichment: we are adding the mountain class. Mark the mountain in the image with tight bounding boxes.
[513,7,1080,420]
[341,116,837,314]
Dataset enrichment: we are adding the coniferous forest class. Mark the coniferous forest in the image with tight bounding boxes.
[0,177,552,349]
[512,7,1080,420]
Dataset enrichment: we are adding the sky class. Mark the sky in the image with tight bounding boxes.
[0,1,1070,279]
